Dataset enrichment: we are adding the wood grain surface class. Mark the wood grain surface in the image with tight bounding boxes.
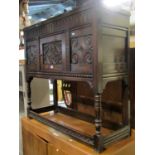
[22,117,135,155]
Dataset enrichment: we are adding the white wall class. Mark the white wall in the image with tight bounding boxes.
[31,78,50,109]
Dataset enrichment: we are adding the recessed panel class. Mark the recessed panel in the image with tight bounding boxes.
[40,33,66,72]
[26,40,39,72]
[70,26,93,74]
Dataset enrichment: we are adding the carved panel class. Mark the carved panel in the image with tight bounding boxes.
[71,35,93,64]
[27,44,38,65]
[43,41,62,65]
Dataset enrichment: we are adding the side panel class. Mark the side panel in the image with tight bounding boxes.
[101,27,128,76]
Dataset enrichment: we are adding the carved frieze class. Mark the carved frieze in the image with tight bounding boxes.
[26,27,39,40]
[43,41,62,65]
[25,8,92,40]
[71,35,93,64]
[38,9,92,36]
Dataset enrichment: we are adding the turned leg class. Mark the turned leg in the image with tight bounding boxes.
[95,94,102,135]
[94,93,103,152]
[53,80,58,112]
[122,80,130,126]
[27,77,33,117]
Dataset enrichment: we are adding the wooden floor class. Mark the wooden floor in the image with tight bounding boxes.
[43,112,113,137]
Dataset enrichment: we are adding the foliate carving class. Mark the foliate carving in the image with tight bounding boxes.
[71,35,93,64]
[43,41,62,65]
[72,53,79,64]
[27,45,38,65]
[84,52,92,64]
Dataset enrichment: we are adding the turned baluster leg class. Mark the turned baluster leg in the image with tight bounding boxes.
[95,94,102,135]
[94,93,103,152]
[27,77,33,117]
[53,80,58,112]
[122,80,131,135]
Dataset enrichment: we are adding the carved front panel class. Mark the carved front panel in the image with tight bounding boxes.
[43,41,62,65]
[26,40,39,72]
[71,32,93,73]
[71,35,93,65]
[40,33,66,72]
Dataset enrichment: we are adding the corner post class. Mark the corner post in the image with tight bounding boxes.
[27,77,33,117]
[122,79,131,135]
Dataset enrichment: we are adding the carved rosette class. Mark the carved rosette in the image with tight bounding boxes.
[27,45,38,65]
[43,41,62,65]
[71,35,93,64]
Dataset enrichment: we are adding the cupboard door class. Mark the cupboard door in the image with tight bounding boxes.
[48,143,68,155]
[22,128,47,155]
[26,40,39,72]
[40,33,66,72]
[70,26,93,74]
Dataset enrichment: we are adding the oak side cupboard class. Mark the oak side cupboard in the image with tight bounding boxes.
[23,0,130,152]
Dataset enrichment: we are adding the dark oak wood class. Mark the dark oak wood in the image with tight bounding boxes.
[94,94,102,136]
[27,77,33,114]
[53,80,58,111]
[129,48,135,128]
[24,0,130,152]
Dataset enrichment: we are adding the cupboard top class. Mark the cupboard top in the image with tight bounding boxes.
[24,0,130,40]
